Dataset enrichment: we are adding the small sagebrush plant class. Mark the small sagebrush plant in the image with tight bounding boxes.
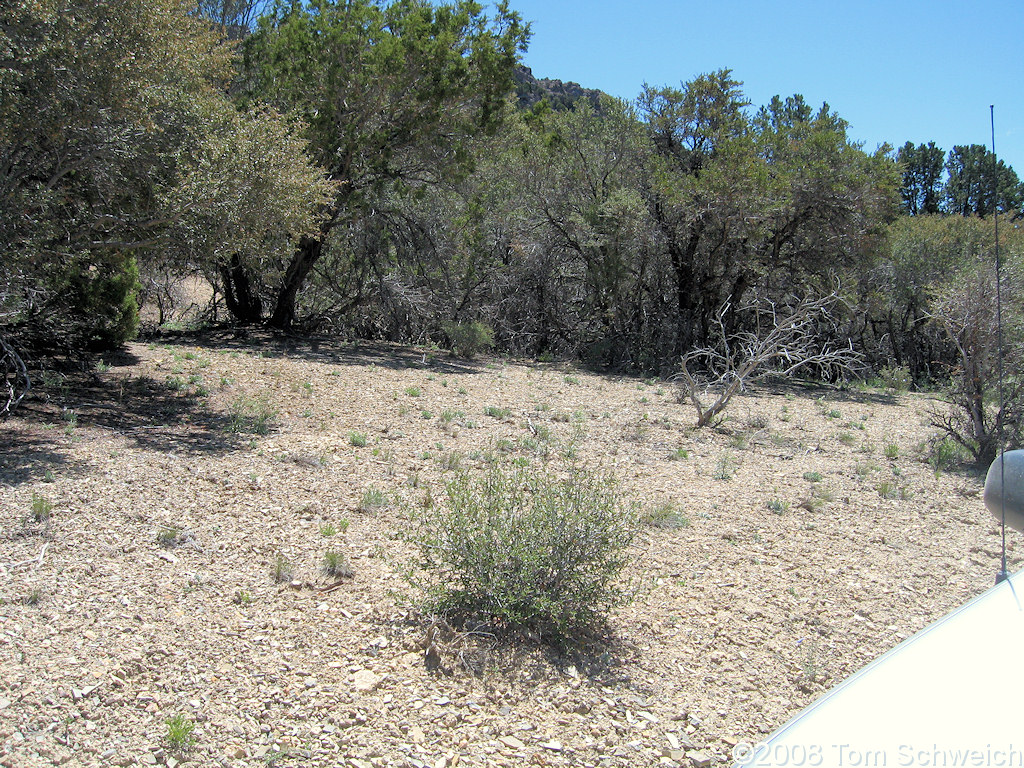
[30,493,53,523]
[442,320,494,359]
[227,394,278,436]
[165,713,196,752]
[358,487,387,513]
[323,550,354,579]
[403,463,639,640]
[271,553,293,583]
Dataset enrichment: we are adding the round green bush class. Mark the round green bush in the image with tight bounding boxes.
[405,463,638,639]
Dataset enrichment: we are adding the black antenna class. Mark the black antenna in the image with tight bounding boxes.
[992,104,1008,585]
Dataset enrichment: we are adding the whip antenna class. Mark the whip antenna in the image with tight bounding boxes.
[991,104,1008,584]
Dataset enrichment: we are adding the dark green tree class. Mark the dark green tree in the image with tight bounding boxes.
[241,0,530,329]
[944,144,1022,216]
[896,141,945,214]
[0,0,228,350]
[639,77,897,354]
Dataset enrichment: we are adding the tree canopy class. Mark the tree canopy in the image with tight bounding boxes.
[2,0,1022,450]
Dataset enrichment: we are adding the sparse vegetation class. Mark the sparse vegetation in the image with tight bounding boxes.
[272,554,293,584]
[323,550,354,579]
[349,431,368,447]
[358,487,387,513]
[227,394,278,435]
[30,493,53,524]
[642,501,690,529]
[442,320,494,358]
[165,714,196,752]
[713,451,736,480]
[928,437,966,472]
[157,525,181,548]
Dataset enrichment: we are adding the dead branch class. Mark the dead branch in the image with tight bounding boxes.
[677,293,863,428]
[1,335,31,420]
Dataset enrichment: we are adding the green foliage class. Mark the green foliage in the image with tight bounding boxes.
[157,526,181,548]
[713,451,736,480]
[896,141,946,215]
[404,463,638,639]
[164,714,197,752]
[227,394,278,435]
[0,0,329,344]
[357,487,387,513]
[641,501,690,529]
[944,144,1022,216]
[30,494,53,524]
[443,321,495,358]
[323,550,353,578]
[240,0,530,327]
[878,365,912,392]
[349,431,368,447]
[928,438,966,472]
[271,554,293,583]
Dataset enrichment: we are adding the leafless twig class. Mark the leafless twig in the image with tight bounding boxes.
[1,335,31,420]
[676,293,862,428]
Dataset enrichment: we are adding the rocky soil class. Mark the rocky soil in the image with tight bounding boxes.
[0,333,1014,768]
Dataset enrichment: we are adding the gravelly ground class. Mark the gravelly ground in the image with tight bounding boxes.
[0,334,1013,768]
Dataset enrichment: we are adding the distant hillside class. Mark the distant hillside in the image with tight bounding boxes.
[514,64,607,111]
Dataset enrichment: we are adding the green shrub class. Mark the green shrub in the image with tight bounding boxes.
[227,394,278,435]
[30,493,53,523]
[404,463,638,639]
[357,487,387,513]
[42,252,141,350]
[879,364,912,392]
[442,320,494,358]
[271,553,293,583]
[323,550,353,578]
[929,437,965,472]
[641,501,690,529]
[164,714,196,752]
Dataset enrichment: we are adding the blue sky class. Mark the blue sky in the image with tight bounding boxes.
[504,0,1024,175]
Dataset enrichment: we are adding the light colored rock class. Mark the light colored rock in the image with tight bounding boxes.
[687,749,713,768]
[351,670,382,692]
[497,736,525,750]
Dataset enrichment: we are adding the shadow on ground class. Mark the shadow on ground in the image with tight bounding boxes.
[147,327,487,376]
[0,427,89,487]
[10,368,245,465]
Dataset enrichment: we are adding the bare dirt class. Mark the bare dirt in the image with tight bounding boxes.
[0,333,1015,768]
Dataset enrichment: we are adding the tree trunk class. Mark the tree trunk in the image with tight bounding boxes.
[268,234,323,330]
[219,254,263,324]
[268,199,344,330]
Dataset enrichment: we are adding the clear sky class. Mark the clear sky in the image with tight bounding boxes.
[504,0,1024,174]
